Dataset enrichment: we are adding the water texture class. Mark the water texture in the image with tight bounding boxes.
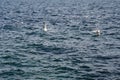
[0,0,120,80]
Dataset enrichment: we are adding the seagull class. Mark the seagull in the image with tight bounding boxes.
[43,22,47,31]
[92,29,101,36]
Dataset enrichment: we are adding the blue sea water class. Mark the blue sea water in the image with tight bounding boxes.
[0,0,120,80]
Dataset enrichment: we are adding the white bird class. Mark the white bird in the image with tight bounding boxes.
[43,22,47,31]
[92,29,101,36]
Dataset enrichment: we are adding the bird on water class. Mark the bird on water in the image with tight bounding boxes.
[43,22,47,31]
[92,29,101,36]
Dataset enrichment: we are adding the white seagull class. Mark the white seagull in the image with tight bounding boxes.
[92,29,101,36]
[43,22,47,31]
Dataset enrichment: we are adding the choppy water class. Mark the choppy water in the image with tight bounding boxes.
[0,0,120,80]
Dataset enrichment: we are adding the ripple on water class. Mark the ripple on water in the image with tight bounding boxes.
[0,0,120,80]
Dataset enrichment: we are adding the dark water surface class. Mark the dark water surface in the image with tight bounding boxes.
[0,0,120,80]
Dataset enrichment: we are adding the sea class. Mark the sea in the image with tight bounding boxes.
[0,0,120,80]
